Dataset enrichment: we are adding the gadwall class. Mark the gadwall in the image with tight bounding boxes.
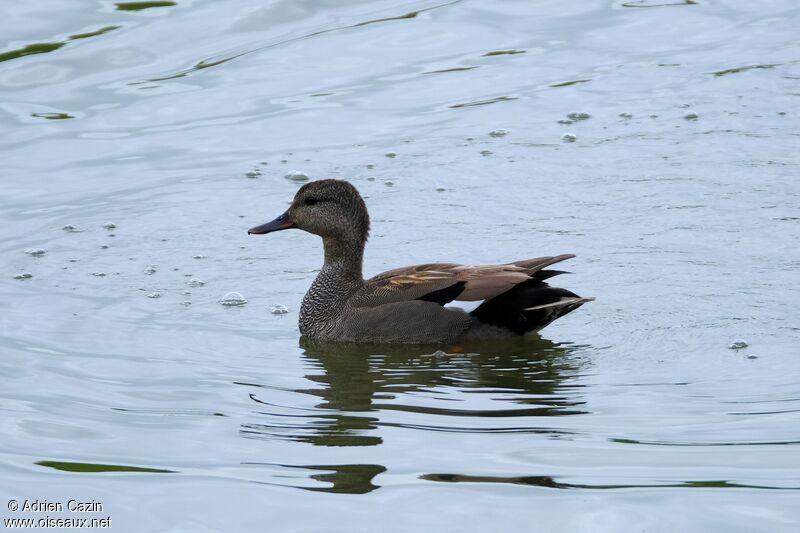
[249,179,592,343]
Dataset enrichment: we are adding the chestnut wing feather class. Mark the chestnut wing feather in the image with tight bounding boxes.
[356,255,575,307]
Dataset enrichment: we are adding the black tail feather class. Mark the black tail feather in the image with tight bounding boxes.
[536,269,570,281]
[470,279,587,335]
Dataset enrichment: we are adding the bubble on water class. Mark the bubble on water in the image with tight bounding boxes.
[385,152,397,158]
[181,301,192,306]
[746,354,758,359]
[284,170,309,182]
[102,223,116,230]
[245,170,261,179]
[188,278,205,287]
[62,224,82,232]
[146,292,162,299]
[25,248,46,256]
[91,272,107,277]
[684,111,699,120]
[143,265,157,275]
[193,255,206,260]
[557,119,574,125]
[567,112,591,121]
[13,272,33,280]
[480,150,493,156]
[728,338,748,349]
[271,304,289,315]
[619,112,633,118]
[489,129,509,137]
[219,292,247,306]
[561,133,577,143]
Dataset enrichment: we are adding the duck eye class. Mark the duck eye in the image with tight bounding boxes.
[305,197,318,206]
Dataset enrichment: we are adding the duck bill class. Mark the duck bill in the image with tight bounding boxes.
[248,211,295,235]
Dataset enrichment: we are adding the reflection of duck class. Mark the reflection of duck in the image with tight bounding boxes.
[300,337,587,419]
[240,338,589,493]
[249,179,592,343]
[245,338,586,444]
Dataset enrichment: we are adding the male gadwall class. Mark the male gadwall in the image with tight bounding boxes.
[249,179,592,343]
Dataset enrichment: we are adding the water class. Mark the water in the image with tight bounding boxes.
[2,0,799,530]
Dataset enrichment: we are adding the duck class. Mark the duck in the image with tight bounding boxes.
[248,179,592,344]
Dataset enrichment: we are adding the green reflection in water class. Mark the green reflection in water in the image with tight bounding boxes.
[612,437,800,446]
[132,0,465,84]
[0,25,121,65]
[483,50,526,57]
[549,79,591,88]
[424,66,479,75]
[422,473,797,490]
[0,43,64,64]
[114,1,176,11]
[31,112,74,120]
[69,25,121,40]
[710,64,781,77]
[36,460,174,473]
[352,10,419,27]
[450,96,518,108]
[247,463,386,494]
[621,0,697,7]
[303,464,385,493]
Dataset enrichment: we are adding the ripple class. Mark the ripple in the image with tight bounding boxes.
[549,79,591,88]
[450,96,518,108]
[483,50,526,57]
[422,473,797,490]
[36,460,174,473]
[114,1,176,12]
[710,63,782,77]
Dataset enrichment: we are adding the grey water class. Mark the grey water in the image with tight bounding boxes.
[1,0,799,531]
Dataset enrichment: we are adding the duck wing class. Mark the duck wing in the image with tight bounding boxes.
[356,255,575,307]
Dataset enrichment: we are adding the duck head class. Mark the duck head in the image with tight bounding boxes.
[248,179,370,244]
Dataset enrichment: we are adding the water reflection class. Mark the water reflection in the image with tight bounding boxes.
[239,337,588,492]
[421,473,795,491]
[243,337,588,445]
[245,462,386,494]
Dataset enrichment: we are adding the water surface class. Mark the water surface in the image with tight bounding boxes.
[1,0,799,531]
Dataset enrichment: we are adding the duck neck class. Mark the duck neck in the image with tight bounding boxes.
[321,236,364,281]
[300,236,365,335]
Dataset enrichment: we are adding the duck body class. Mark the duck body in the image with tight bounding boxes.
[249,180,592,344]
